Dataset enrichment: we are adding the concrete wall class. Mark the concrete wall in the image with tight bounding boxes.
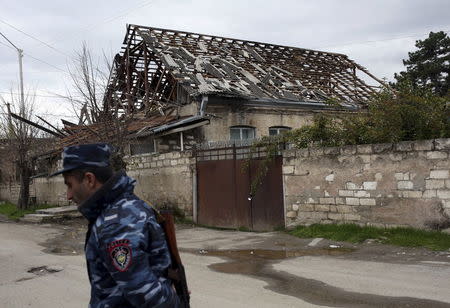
[283,139,450,229]
[125,151,195,218]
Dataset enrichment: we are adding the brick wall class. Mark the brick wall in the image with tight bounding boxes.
[283,139,450,229]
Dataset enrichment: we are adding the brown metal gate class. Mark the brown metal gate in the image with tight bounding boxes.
[196,145,284,231]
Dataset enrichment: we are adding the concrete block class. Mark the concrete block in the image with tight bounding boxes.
[283,166,295,175]
[340,145,357,155]
[423,190,437,198]
[323,147,340,155]
[425,179,446,189]
[329,205,338,212]
[426,151,448,160]
[397,181,414,190]
[395,141,414,152]
[346,182,361,190]
[306,198,318,204]
[315,204,330,212]
[435,138,450,150]
[346,198,360,206]
[319,198,335,204]
[325,173,335,182]
[357,144,372,154]
[337,205,355,213]
[286,211,297,218]
[344,214,361,221]
[437,190,450,199]
[355,190,370,198]
[373,143,393,153]
[413,140,434,151]
[402,191,423,198]
[359,198,376,206]
[363,181,377,190]
[300,204,315,211]
[430,170,449,179]
[328,213,343,220]
[339,190,354,197]
[335,197,345,205]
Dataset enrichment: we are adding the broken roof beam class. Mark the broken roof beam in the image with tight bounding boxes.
[10,113,63,138]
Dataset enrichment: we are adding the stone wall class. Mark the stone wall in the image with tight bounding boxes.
[1,151,195,217]
[283,138,450,229]
[0,183,21,203]
[125,151,195,217]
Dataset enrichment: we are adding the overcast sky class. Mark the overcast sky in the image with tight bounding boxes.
[0,0,449,125]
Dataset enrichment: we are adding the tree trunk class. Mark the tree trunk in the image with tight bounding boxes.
[17,164,30,210]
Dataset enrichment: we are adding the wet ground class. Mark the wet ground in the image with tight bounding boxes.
[34,218,450,307]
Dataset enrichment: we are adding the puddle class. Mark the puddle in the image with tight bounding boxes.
[16,266,63,282]
[28,265,62,275]
[187,247,450,307]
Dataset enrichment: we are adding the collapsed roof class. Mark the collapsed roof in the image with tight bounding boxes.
[103,24,387,114]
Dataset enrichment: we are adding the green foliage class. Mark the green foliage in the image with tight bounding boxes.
[341,83,450,144]
[0,202,59,220]
[289,223,450,251]
[394,31,450,97]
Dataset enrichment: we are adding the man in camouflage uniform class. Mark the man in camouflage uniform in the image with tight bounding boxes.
[51,143,179,308]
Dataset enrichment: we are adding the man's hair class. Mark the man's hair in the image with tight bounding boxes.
[64,166,113,184]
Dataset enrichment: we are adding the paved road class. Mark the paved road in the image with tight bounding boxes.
[1,221,450,307]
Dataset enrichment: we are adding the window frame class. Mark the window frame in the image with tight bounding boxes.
[230,126,256,141]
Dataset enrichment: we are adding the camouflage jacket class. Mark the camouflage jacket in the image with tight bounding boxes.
[78,171,179,308]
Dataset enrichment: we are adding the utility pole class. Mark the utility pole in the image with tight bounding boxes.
[0,31,25,116]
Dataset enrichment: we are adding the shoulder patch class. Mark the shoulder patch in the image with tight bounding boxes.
[107,239,132,272]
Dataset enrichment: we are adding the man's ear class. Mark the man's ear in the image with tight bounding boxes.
[84,172,97,189]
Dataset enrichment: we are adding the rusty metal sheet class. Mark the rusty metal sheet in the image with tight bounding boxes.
[197,159,238,228]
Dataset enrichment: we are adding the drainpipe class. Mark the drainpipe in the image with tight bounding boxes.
[199,95,208,116]
[180,131,184,151]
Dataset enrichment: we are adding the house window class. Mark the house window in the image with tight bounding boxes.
[230,126,255,140]
[269,126,291,136]
[130,141,155,155]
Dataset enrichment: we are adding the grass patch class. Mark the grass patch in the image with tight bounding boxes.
[0,202,59,220]
[289,223,450,251]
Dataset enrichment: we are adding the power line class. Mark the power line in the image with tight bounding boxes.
[316,29,450,49]
[46,0,153,46]
[0,18,70,57]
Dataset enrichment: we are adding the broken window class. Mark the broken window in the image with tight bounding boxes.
[230,126,255,140]
[269,126,291,136]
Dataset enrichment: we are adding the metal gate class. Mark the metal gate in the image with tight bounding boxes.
[196,145,284,231]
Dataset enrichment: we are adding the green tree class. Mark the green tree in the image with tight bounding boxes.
[394,31,450,97]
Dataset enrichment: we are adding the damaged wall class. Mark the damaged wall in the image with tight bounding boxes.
[283,138,450,229]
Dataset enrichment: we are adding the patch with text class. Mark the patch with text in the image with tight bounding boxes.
[107,239,132,272]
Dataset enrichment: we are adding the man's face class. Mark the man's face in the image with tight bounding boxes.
[63,173,93,205]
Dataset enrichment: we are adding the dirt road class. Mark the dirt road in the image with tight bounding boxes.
[1,219,449,307]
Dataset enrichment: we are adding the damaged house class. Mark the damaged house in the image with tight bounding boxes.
[2,25,392,230]
[97,24,386,153]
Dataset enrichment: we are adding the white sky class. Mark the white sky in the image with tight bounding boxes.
[0,0,449,126]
